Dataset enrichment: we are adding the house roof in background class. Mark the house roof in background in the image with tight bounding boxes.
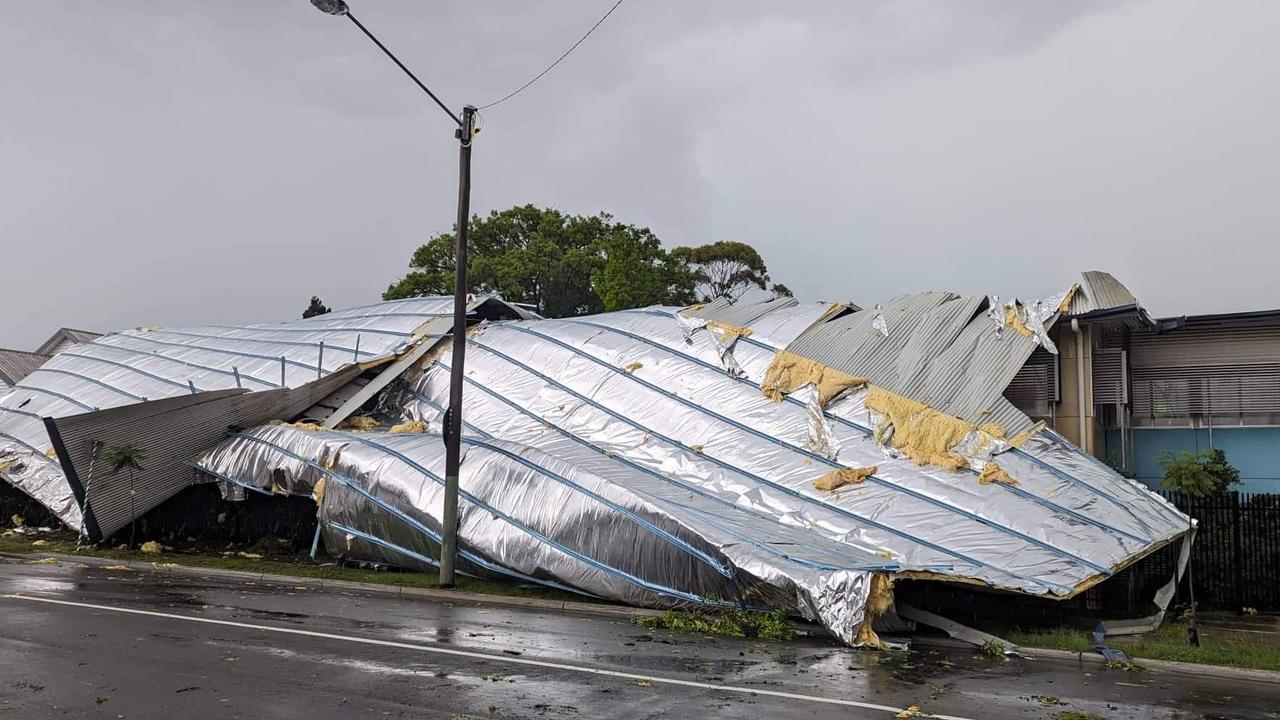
[0,348,51,386]
[34,328,104,355]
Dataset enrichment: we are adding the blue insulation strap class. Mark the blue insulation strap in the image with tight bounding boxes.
[329,520,594,598]
[28,367,148,402]
[1019,430,1187,528]
[187,462,275,496]
[310,522,322,559]
[562,317,1152,547]
[456,436,735,578]
[57,351,204,393]
[340,433,738,602]
[486,328,1114,578]
[459,341,1055,589]
[415,378,899,574]
[413,390,877,571]
[91,340,279,389]
[105,335,317,380]
[208,438,590,597]
[7,385,97,412]
[0,406,45,422]
[207,323,412,339]
[148,328,369,362]
[343,430,733,578]
[229,432,699,604]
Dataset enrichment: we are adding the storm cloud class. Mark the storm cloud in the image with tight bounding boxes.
[2,0,1277,346]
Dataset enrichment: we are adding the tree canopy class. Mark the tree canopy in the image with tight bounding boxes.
[383,205,697,317]
[671,240,788,302]
[302,296,331,319]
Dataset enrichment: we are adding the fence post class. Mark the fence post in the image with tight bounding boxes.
[1231,491,1243,614]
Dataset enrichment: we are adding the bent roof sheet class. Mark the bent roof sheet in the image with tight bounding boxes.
[0,295,527,528]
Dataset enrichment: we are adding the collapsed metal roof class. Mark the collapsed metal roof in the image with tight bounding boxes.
[0,284,1191,646]
[0,295,528,531]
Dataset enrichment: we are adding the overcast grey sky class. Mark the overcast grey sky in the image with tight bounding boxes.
[2,1,1277,348]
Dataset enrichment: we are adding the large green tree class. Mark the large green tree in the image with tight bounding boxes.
[383,205,696,317]
[671,240,788,302]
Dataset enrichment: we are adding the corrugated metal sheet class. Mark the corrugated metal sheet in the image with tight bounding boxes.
[1067,271,1139,316]
[685,295,803,328]
[0,349,50,386]
[782,292,1042,434]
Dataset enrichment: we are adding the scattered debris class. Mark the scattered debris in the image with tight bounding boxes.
[633,608,795,641]
[390,420,427,434]
[140,540,164,554]
[341,415,380,430]
[813,466,876,491]
[977,462,1017,486]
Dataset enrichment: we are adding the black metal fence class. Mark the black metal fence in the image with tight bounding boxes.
[1132,491,1280,613]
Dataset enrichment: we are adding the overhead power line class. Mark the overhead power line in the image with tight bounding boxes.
[477,0,626,111]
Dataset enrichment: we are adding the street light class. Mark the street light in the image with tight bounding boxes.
[310,0,475,588]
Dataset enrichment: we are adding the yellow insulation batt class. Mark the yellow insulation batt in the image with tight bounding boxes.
[705,320,754,339]
[1003,304,1035,337]
[313,476,327,506]
[978,461,1018,486]
[341,415,381,430]
[1008,421,1047,448]
[865,387,979,471]
[390,420,428,434]
[854,573,895,648]
[813,466,877,491]
[761,351,867,406]
[1057,283,1080,315]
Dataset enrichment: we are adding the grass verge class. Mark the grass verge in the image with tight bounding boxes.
[1004,620,1280,673]
[0,529,587,604]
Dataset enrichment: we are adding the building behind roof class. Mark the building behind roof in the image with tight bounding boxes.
[1005,272,1280,493]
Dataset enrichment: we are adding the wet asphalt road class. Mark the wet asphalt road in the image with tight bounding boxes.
[0,556,1277,719]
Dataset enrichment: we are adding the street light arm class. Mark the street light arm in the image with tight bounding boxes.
[343,11,462,127]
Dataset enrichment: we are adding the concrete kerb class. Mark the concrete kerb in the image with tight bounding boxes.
[7,550,1279,685]
[4,550,661,621]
